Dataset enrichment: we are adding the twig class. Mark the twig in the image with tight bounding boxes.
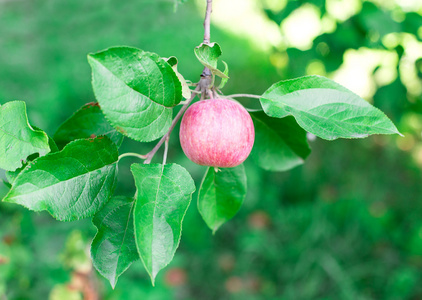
[144,86,200,164]
[203,0,212,44]
[225,93,262,99]
[201,0,213,77]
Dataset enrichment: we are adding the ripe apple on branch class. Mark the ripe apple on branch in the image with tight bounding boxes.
[180,98,255,168]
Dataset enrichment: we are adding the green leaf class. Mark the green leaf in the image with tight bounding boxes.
[54,102,124,149]
[3,136,118,221]
[260,75,401,140]
[194,43,229,78]
[47,133,59,153]
[198,165,247,233]
[131,163,195,285]
[164,56,178,67]
[250,112,311,172]
[2,180,11,190]
[218,61,229,89]
[88,46,181,142]
[5,153,38,185]
[89,47,182,107]
[164,57,191,99]
[31,125,59,153]
[5,132,59,185]
[0,101,50,171]
[91,196,138,289]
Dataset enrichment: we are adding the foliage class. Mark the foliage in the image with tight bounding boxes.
[0,45,399,287]
[91,196,137,289]
[131,163,195,285]
[198,165,247,233]
[0,0,421,299]
[0,101,50,171]
[261,76,401,140]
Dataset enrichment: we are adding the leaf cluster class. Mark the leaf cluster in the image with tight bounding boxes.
[0,41,400,287]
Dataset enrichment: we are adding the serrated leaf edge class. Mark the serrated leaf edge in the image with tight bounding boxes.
[91,197,136,289]
[87,46,182,108]
[2,137,118,221]
[131,163,195,285]
[0,100,50,171]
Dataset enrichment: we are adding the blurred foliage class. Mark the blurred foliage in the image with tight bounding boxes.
[1,0,422,299]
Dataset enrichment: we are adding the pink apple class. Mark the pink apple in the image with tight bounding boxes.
[179,98,255,168]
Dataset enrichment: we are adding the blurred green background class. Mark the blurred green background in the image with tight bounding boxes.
[1,0,422,299]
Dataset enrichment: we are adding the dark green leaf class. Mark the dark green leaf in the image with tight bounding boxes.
[54,102,124,149]
[89,47,181,107]
[3,136,118,221]
[194,43,229,78]
[260,75,401,140]
[88,46,181,142]
[250,112,311,172]
[164,56,178,67]
[91,196,138,288]
[2,180,11,190]
[0,101,50,171]
[131,163,195,285]
[198,165,247,233]
[47,134,59,153]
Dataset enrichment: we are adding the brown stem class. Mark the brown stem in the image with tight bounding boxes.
[203,0,212,44]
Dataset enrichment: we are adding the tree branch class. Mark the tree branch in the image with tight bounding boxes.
[144,86,200,164]
[202,0,213,77]
[203,0,212,44]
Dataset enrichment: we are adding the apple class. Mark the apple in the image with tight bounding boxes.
[179,98,255,168]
